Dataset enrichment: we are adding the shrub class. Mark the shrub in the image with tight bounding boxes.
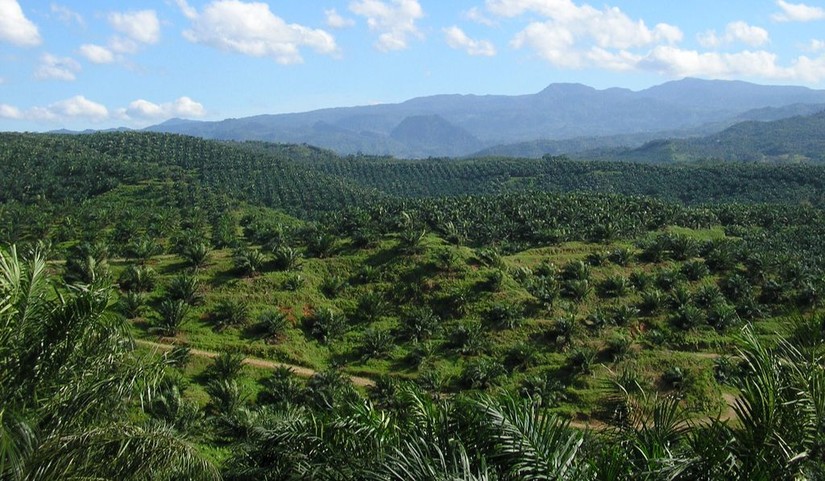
[272,245,302,272]
[118,264,157,292]
[608,248,634,266]
[681,259,709,281]
[232,247,266,276]
[207,351,246,382]
[354,291,388,323]
[258,367,303,406]
[282,273,305,291]
[484,302,524,330]
[167,273,203,305]
[449,321,488,355]
[320,274,346,298]
[610,304,639,326]
[598,275,630,298]
[460,357,505,389]
[258,310,289,342]
[212,299,251,331]
[568,347,598,375]
[399,306,441,342]
[360,328,394,360]
[151,299,190,337]
[306,308,347,344]
[180,242,210,268]
[120,290,147,318]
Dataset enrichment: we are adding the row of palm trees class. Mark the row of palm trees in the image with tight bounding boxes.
[3,235,824,479]
[218,319,823,480]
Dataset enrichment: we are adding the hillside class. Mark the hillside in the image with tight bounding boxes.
[145,78,825,158]
[588,109,825,163]
[2,131,825,479]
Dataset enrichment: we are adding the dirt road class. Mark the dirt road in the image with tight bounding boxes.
[136,339,376,387]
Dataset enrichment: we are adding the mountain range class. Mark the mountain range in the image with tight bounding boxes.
[144,78,825,158]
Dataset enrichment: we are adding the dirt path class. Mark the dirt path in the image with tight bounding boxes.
[136,339,376,388]
[136,339,739,426]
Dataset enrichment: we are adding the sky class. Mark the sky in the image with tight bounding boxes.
[2,0,825,131]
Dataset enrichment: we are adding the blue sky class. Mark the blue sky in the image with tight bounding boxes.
[2,0,825,131]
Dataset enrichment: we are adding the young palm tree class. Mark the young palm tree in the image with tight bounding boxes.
[0,245,218,480]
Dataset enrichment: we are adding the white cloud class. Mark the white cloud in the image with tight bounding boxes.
[11,96,109,122]
[640,47,786,78]
[0,0,41,47]
[786,55,825,82]
[34,54,81,81]
[120,97,206,120]
[349,0,424,52]
[177,0,338,64]
[50,96,109,121]
[444,26,496,56]
[772,0,825,22]
[1,96,108,122]
[806,39,825,51]
[0,104,23,119]
[325,9,355,28]
[108,10,161,45]
[79,44,116,64]
[489,0,681,69]
[698,21,770,48]
[0,95,208,125]
[464,6,495,26]
[51,3,84,26]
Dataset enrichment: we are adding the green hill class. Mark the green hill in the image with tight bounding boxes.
[588,109,825,163]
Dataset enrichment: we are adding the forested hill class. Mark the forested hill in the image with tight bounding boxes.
[244,142,825,207]
[3,131,825,215]
[585,109,825,163]
[0,132,385,216]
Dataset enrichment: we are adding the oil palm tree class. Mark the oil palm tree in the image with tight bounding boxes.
[0,245,218,480]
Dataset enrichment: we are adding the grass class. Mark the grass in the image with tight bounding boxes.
[117,214,811,421]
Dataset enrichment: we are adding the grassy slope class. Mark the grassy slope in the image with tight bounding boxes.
[116,217,793,423]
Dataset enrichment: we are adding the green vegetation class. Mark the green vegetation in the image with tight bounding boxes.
[1,131,824,479]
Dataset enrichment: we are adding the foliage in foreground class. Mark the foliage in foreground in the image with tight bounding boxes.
[0,245,218,481]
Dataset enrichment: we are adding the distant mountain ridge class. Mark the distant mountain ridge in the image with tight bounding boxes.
[144,78,825,158]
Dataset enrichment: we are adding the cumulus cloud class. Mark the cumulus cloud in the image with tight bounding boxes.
[177,0,338,64]
[120,97,206,120]
[49,96,109,120]
[349,0,424,51]
[698,21,770,48]
[641,47,784,78]
[73,9,160,66]
[108,10,161,45]
[0,95,207,125]
[78,44,116,64]
[772,0,825,22]
[4,96,110,122]
[35,54,81,81]
[487,0,681,69]
[444,26,496,56]
[51,3,84,27]
[325,9,355,28]
[0,0,41,47]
